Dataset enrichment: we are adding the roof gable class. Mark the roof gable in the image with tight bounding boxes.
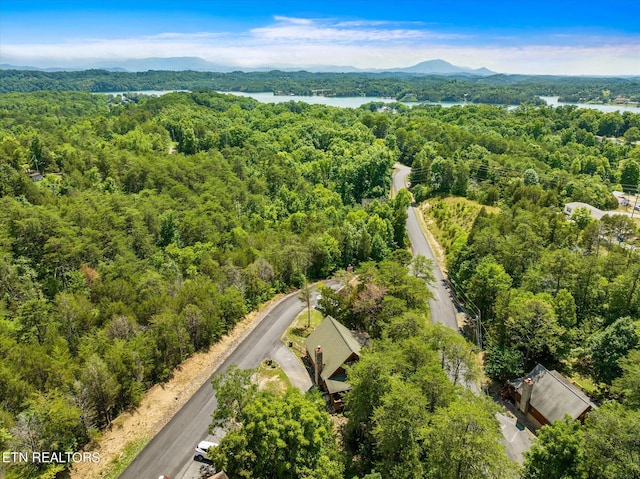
[305,316,361,380]
[511,364,596,423]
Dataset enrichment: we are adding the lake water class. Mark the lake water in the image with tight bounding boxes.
[221,92,640,113]
[97,90,640,113]
[539,96,640,113]
[218,91,474,109]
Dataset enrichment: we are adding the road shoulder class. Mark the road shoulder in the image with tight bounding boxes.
[70,292,292,479]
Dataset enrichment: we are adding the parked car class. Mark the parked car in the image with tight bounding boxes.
[194,440,218,462]
[635,204,640,211]
[313,293,323,311]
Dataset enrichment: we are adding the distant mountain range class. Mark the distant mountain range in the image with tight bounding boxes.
[387,59,495,76]
[0,58,497,76]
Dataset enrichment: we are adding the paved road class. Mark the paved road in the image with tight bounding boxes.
[393,164,533,462]
[122,164,528,477]
[121,284,332,479]
[393,164,458,330]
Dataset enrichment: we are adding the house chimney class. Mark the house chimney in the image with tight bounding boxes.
[519,378,534,413]
[314,346,323,386]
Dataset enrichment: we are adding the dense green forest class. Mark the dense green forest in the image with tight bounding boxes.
[405,103,640,476]
[208,260,517,479]
[402,102,640,368]
[0,87,639,478]
[0,90,403,478]
[1,69,639,105]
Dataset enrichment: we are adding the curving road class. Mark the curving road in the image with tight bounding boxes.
[393,164,458,330]
[120,284,333,479]
[393,164,532,462]
[123,165,456,479]
[121,165,527,478]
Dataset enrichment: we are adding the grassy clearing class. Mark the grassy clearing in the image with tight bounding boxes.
[283,308,324,356]
[101,437,150,479]
[566,371,599,396]
[255,359,292,395]
[420,196,500,261]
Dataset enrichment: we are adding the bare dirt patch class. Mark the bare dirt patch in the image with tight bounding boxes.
[70,293,287,479]
[254,360,290,395]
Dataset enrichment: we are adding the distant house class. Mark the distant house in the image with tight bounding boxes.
[28,171,44,182]
[564,201,602,220]
[612,191,629,206]
[305,316,363,411]
[507,364,596,428]
[564,201,628,221]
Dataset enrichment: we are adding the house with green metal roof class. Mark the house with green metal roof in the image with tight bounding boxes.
[305,316,362,411]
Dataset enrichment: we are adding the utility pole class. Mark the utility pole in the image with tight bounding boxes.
[474,311,483,350]
[631,187,639,220]
[298,278,312,328]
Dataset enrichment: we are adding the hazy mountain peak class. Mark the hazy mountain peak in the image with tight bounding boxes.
[0,57,496,76]
[389,59,496,76]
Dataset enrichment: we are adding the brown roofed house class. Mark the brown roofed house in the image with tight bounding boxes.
[508,364,597,428]
[305,316,362,411]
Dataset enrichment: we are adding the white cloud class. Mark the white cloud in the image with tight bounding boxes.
[334,20,392,27]
[272,16,314,25]
[2,15,639,75]
[146,32,225,40]
[250,24,428,42]
[250,16,464,43]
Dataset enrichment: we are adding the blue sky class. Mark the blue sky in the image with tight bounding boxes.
[1,0,639,75]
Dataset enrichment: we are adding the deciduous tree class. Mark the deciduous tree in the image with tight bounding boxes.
[424,392,517,479]
[523,417,586,479]
[210,388,342,479]
[587,316,639,384]
[582,402,640,479]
